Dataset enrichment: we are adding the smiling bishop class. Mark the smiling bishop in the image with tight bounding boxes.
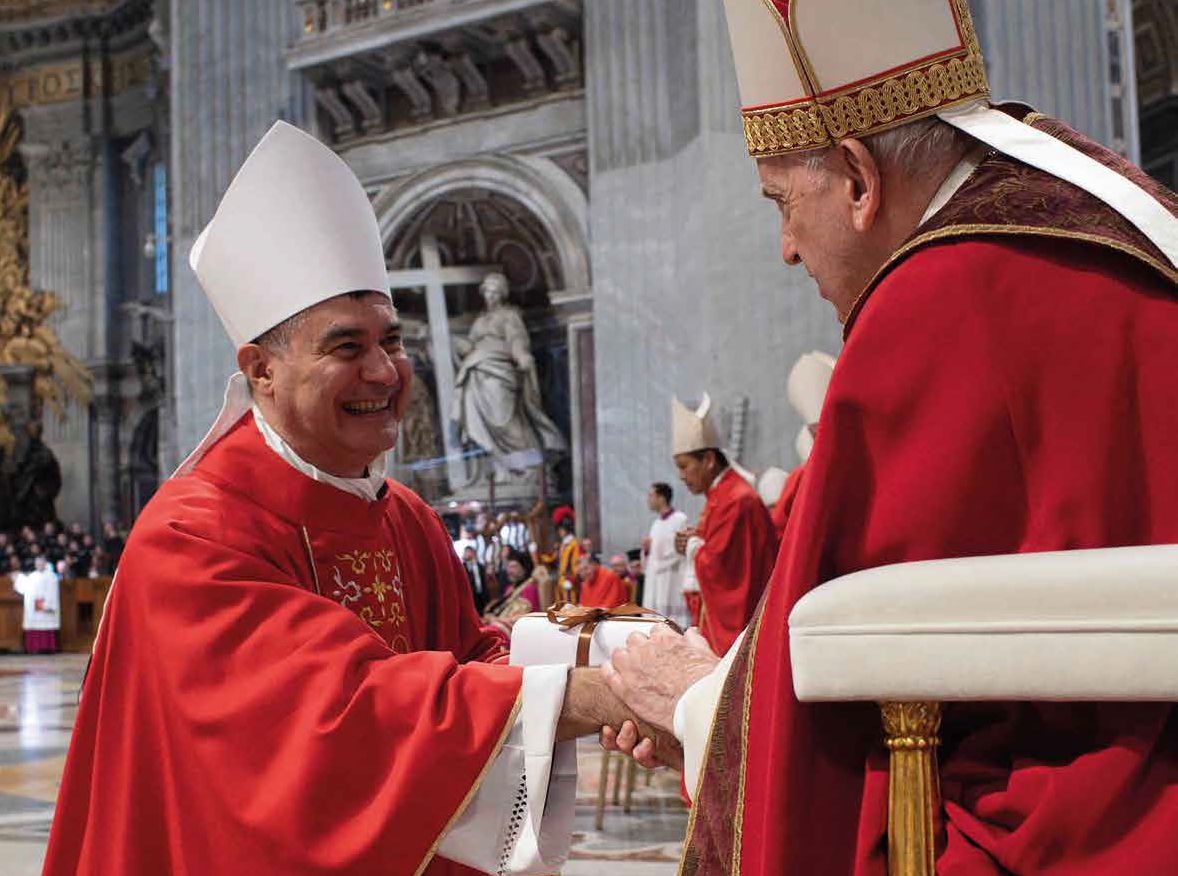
[44,122,595,876]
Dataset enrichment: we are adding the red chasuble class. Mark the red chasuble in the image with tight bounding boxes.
[684,237,1178,873]
[693,470,777,656]
[45,415,522,876]
[768,464,805,539]
[578,566,630,608]
[683,114,1178,875]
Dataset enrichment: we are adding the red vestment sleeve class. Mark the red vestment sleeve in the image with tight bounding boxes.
[44,484,523,876]
[769,464,805,539]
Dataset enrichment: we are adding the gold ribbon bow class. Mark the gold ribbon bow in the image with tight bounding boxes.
[545,602,683,667]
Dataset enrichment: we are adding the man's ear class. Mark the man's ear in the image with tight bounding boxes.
[237,343,277,399]
[835,138,882,233]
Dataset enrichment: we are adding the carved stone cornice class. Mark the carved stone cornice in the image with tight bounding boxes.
[0,0,150,41]
[1,44,151,110]
[1135,0,1178,109]
[0,1,123,25]
[19,137,92,196]
[289,0,583,145]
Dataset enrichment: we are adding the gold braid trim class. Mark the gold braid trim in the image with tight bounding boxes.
[842,224,1178,339]
[742,51,989,157]
[677,611,765,875]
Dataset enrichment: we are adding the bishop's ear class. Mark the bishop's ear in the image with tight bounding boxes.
[836,138,882,233]
[236,343,277,398]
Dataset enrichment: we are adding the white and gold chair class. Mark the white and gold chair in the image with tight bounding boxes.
[789,545,1178,876]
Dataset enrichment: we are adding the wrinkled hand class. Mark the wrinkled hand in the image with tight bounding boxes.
[601,625,718,733]
[640,535,652,554]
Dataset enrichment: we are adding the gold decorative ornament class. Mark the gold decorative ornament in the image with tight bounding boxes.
[0,99,93,454]
[880,701,942,876]
[0,48,151,111]
[743,52,988,157]
[728,0,992,158]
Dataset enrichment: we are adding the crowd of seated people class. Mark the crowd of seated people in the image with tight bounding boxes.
[0,521,127,579]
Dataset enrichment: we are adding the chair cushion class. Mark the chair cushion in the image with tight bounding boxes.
[789,545,1178,702]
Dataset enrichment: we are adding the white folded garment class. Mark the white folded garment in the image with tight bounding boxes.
[790,544,1178,702]
[510,613,666,667]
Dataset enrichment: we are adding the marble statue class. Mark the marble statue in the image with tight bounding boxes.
[452,272,567,478]
[12,421,62,528]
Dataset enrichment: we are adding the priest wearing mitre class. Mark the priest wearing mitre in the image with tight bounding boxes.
[759,351,836,537]
[602,0,1178,873]
[670,394,777,656]
[43,122,655,876]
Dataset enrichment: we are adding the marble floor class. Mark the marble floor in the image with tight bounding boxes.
[0,654,685,874]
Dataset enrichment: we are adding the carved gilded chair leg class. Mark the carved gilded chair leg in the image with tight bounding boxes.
[880,702,942,876]
[595,750,610,830]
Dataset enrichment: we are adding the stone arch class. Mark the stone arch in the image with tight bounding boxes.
[372,153,590,293]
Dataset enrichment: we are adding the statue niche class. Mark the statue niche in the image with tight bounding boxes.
[452,271,567,481]
[387,188,572,506]
[11,420,62,528]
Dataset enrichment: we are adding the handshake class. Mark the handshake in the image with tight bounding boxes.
[546,623,720,771]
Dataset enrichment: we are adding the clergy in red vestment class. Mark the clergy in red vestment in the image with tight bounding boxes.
[575,554,631,608]
[761,351,834,539]
[43,121,645,876]
[671,394,777,656]
[764,464,803,540]
[601,1,1178,873]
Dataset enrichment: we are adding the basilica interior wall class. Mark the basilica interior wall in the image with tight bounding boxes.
[585,0,841,553]
[159,0,1140,555]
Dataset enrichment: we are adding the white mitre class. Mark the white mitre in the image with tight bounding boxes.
[757,466,789,507]
[787,351,835,425]
[721,0,1176,268]
[671,393,723,456]
[189,120,389,346]
[175,121,391,476]
[786,351,835,464]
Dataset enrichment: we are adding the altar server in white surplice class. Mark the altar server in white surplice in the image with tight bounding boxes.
[641,481,690,628]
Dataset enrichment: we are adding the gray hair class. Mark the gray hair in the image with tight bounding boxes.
[801,117,972,179]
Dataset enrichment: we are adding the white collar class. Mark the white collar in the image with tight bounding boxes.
[919,148,985,227]
[252,403,388,503]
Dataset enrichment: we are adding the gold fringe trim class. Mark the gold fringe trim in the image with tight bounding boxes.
[728,610,764,874]
[414,690,525,876]
[677,610,765,875]
[844,224,1178,339]
[743,51,989,157]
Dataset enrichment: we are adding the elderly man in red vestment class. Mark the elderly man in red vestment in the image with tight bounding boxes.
[43,122,660,876]
[601,1,1178,874]
[671,394,777,656]
[575,553,631,609]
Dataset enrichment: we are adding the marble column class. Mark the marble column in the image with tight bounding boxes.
[20,131,104,527]
[971,0,1136,157]
[167,0,306,465]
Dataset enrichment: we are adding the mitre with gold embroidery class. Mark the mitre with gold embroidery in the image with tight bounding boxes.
[724,0,987,157]
[720,0,1178,267]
